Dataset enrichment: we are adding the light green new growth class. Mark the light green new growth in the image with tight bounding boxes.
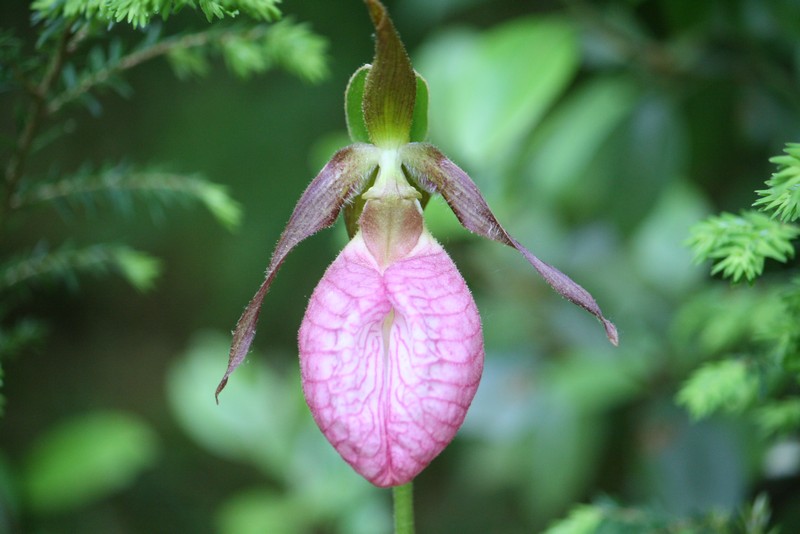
[755,143,800,222]
[687,211,799,282]
[688,143,800,283]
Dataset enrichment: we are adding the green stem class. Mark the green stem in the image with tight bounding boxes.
[393,482,415,534]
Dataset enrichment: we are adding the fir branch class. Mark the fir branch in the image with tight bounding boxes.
[0,242,161,293]
[754,143,800,222]
[686,211,800,282]
[12,166,242,231]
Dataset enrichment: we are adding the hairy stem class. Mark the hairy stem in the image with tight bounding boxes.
[393,482,415,534]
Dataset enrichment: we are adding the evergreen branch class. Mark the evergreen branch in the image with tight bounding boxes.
[12,166,242,231]
[0,242,161,293]
[754,142,800,222]
[686,211,800,282]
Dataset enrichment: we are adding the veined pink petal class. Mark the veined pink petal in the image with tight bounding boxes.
[298,231,483,487]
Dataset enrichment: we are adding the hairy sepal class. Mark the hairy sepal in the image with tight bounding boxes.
[361,0,416,147]
[299,231,483,486]
[401,143,618,345]
[216,144,379,401]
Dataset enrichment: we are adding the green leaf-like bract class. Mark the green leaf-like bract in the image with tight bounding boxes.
[686,210,800,282]
[754,142,800,222]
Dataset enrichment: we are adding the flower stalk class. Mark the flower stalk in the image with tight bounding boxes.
[393,482,415,534]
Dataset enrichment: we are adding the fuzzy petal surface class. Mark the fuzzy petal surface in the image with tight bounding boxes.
[299,231,483,487]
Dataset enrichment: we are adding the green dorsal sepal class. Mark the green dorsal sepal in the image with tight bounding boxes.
[361,0,416,148]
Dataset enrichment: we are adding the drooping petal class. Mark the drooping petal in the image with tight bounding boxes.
[298,231,483,487]
[216,144,379,401]
[401,142,618,346]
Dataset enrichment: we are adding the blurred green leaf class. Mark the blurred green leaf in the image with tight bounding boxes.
[168,332,390,532]
[216,489,310,534]
[416,16,579,173]
[22,411,158,513]
[543,505,602,534]
[630,180,708,295]
[166,332,303,476]
[525,76,638,200]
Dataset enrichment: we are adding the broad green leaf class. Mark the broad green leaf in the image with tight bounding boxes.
[216,489,311,534]
[415,17,580,173]
[22,411,158,513]
[166,332,305,477]
[525,76,638,200]
[543,505,602,534]
[169,333,389,532]
[630,180,709,296]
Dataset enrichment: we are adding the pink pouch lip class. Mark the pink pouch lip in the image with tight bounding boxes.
[299,231,484,487]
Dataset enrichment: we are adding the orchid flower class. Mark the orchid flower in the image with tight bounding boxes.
[217,0,618,488]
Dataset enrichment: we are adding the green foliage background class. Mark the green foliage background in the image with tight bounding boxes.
[3,0,800,532]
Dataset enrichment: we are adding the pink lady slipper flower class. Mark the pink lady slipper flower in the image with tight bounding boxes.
[217,0,618,488]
